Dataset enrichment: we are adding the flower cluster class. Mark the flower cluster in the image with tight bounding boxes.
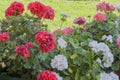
[5,1,24,16]
[89,40,114,67]
[51,55,68,71]
[117,36,120,49]
[25,42,34,49]
[96,2,115,13]
[62,27,73,34]
[15,45,30,58]
[57,36,67,48]
[73,17,86,25]
[37,70,57,80]
[100,72,119,80]
[102,35,113,43]
[53,27,73,35]
[0,32,10,41]
[35,31,56,53]
[94,13,106,21]
[28,1,55,20]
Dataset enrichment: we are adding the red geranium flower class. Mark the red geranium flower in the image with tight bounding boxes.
[15,45,30,58]
[28,1,46,17]
[62,27,73,34]
[25,42,34,49]
[94,13,106,21]
[42,6,55,20]
[37,70,57,80]
[35,31,56,53]
[73,17,86,25]
[0,32,10,41]
[5,1,24,16]
[96,2,115,13]
[28,1,55,20]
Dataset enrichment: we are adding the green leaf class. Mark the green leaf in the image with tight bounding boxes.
[75,69,80,80]
[70,53,78,59]
[69,38,79,48]
[80,32,92,40]
[68,68,73,73]
[76,48,88,56]
[0,56,2,61]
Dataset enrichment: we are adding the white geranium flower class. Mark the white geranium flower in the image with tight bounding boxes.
[89,40,100,52]
[57,37,67,48]
[89,40,114,67]
[89,40,110,53]
[102,35,113,43]
[107,35,113,43]
[102,35,107,40]
[98,42,110,53]
[51,55,68,71]
[115,4,120,10]
[102,52,114,68]
[100,72,119,80]
[53,72,63,80]
[89,40,98,47]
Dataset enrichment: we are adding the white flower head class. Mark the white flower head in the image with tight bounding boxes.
[100,72,119,80]
[102,35,113,43]
[53,72,63,80]
[107,35,113,43]
[89,40,98,47]
[115,4,120,10]
[89,40,110,53]
[57,37,67,48]
[89,40,114,68]
[102,35,107,40]
[98,42,110,53]
[51,55,68,71]
[102,52,114,68]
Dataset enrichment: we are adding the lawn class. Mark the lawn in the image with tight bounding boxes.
[0,0,120,30]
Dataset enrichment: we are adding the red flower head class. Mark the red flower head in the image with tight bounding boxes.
[0,32,10,41]
[28,1,46,16]
[37,70,57,80]
[94,13,106,21]
[35,31,56,53]
[96,2,115,13]
[42,6,55,20]
[117,36,120,49]
[62,27,73,34]
[73,17,86,25]
[25,42,34,49]
[28,1,55,20]
[15,45,30,58]
[5,1,24,16]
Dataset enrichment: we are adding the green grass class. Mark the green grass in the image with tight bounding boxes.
[0,0,120,30]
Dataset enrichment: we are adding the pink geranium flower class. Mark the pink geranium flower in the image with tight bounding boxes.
[96,2,115,13]
[0,32,10,41]
[94,13,106,21]
[73,17,86,25]
[62,27,73,34]
[117,36,120,49]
